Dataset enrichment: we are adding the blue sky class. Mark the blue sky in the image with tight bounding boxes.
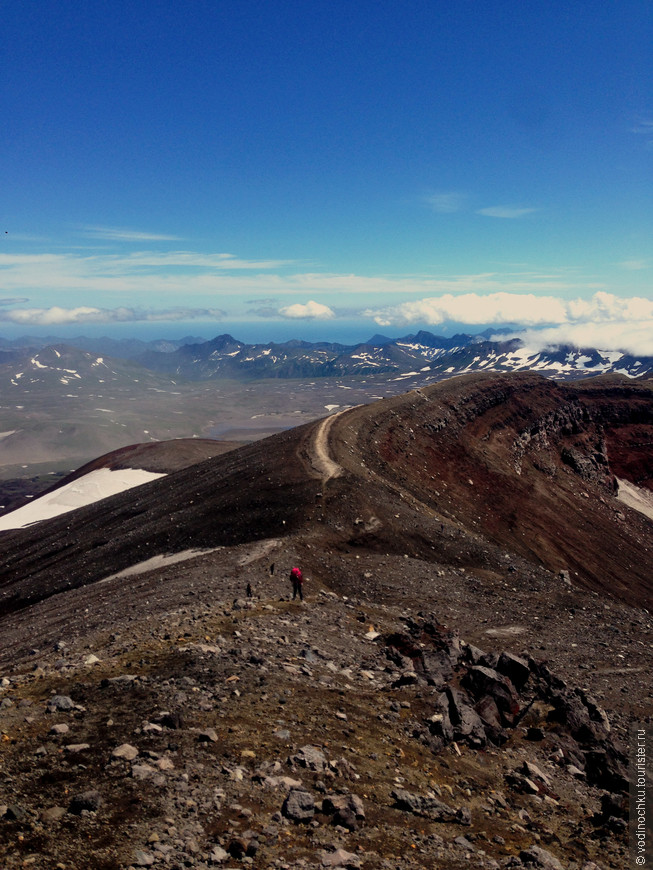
[1,1,652,351]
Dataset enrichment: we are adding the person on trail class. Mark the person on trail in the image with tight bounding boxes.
[290,566,304,601]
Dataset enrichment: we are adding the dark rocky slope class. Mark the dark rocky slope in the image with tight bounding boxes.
[0,373,651,869]
[1,373,651,616]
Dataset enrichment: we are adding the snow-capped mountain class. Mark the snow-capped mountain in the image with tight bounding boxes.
[1,336,650,407]
[134,332,652,381]
[0,345,181,395]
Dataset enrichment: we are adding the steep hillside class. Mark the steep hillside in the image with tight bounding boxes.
[1,373,651,615]
[0,373,651,869]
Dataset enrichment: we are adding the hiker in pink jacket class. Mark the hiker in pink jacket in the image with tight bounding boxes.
[290,566,304,601]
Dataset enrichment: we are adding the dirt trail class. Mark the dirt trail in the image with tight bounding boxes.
[309,408,352,481]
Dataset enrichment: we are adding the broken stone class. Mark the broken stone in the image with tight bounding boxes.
[322,793,365,830]
[282,788,316,822]
[463,666,520,725]
[523,760,552,787]
[520,845,565,869]
[474,695,506,745]
[391,789,471,825]
[264,775,303,790]
[322,847,361,868]
[444,686,487,746]
[292,745,327,771]
[47,695,75,712]
[197,728,219,743]
[497,651,531,691]
[208,845,229,864]
[112,743,139,761]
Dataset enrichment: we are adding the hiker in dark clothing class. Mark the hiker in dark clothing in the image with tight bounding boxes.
[290,566,304,601]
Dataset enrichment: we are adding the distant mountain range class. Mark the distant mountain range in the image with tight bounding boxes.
[0,334,205,357]
[129,330,653,381]
[1,330,652,385]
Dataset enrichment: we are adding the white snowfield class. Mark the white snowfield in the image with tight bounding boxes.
[616,478,653,523]
[0,468,165,531]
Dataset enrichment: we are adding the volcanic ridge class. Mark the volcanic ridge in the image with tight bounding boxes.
[0,372,651,870]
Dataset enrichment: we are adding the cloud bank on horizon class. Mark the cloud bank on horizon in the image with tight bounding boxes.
[365,291,653,357]
[1,242,651,355]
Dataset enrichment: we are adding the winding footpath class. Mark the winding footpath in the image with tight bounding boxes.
[310,408,350,481]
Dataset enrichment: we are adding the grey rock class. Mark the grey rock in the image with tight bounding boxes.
[292,745,327,771]
[264,775,304,790]
[282,788,316,822]
[391,788,471,825]
[444,686,487,746]
[520,846,565,869]
[322,793,365,830]
[428,696,454,746]
[454,835,475,851]
[131,763,164,783]
[322,847,361,867]
[474,695,507,745]
[197,728,219,743]
[322,793,365,820]
[523,760,552,787]
[47,695,75,712]
[208,845,230,864]
[497,651,531,690]
[463,666,520,724]
[112,743,139,760]
[133,849,155,866]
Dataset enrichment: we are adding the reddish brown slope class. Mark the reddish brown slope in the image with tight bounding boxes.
[326,373,653,607]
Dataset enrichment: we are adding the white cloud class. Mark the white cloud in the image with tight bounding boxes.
[117,251,295,270]
[618,259,649,271]
[366,290,653,356]
[476,206,539,219]
[80,225,184,242]
[365,292,569,327]
[508,322,653,357]
[0,306,226,326]
[278,300,335,320]
[0,252,604,300]
[367,290,653,327]
[425,192,468,213]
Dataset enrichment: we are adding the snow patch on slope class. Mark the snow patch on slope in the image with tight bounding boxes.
[0,468,165,531]
[616,478,653,523]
